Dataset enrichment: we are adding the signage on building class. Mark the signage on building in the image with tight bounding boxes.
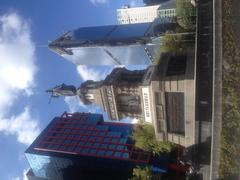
[142,87,152,123]
[106,88,117,119]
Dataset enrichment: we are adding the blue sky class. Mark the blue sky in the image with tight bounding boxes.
[0,0,146,179]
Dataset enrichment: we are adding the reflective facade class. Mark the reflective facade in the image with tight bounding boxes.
[25,112,152,180]
[49,22,177,65]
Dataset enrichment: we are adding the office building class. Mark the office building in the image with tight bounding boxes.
[48,21,177,65]
[117,5,161,24]
[25,112,154,180]
[117,1,176,25]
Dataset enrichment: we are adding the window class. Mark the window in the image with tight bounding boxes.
[67,146,74,152]
[89,136,95,141]
[59,145,66,151]
[64,139,71,144]
[64,129,70,133]
[81,136,87,141]
[85,142,92,147]
[109,144,115,150]
[93,143,99,148]
[111,138,118,143]
[74,134,80,139]
[89,149,96,155]
[71,129,78,133]
[47,138,53,142]
[101,144,108,149]
[79,141,84,146]
[96,137,103,142]
[165,92,185,135]
[117,145,124,151]
[55,139,62,143]
[75,146,81,152]
[114,152,121,158]
[97,150,105,156]
[119,138,127,144]
[106,150,113,156]
[68,134,74,139]
[81,149,88,154]
[104,138,111,142]
[166,55,187,76]
[123,153,129,159]
[71,140,77,145]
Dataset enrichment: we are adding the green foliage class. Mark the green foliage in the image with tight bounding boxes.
[130,166,162,180]
[176,0,196,30]
[130,166,153,180]
[160,31,189,53]
[131,124,174,155]
[220,0,240,178]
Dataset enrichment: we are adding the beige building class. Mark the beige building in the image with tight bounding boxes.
[143,51,196,147]
[76,50,195,147]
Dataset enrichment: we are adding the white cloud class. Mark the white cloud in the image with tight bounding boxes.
[64,96,102,114]
[123,117,139,124]
[77,65,113,81]
[64,96,86,112]
[64,66,113,114]
[0,12,39,145]
[0,107,40,145]
[23,169,28,180]
[12,168,29,180]
[107,117,139,124]
[89,0,108,5]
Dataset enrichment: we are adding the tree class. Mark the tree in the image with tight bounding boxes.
[176,0,196,30]
[131,124,173,155]
[130,166,162,180]
[130,166,153,180]
[220,1,240,177]
[160,31,188,53]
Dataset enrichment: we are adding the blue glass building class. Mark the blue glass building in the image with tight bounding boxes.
[25,112,154,180]
[49,21,177,65]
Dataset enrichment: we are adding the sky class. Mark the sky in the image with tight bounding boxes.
[0,0,146,179]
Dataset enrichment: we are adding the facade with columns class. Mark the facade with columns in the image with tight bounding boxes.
[75,50,196,147]
[77,68,146,121]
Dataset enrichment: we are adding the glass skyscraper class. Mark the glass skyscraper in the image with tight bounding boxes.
[25,112,153,180]
[48,21,177,65]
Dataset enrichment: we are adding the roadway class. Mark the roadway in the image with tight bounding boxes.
[194,0,214,179]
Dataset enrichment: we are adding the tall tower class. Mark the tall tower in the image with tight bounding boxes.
[48,20,178,65]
